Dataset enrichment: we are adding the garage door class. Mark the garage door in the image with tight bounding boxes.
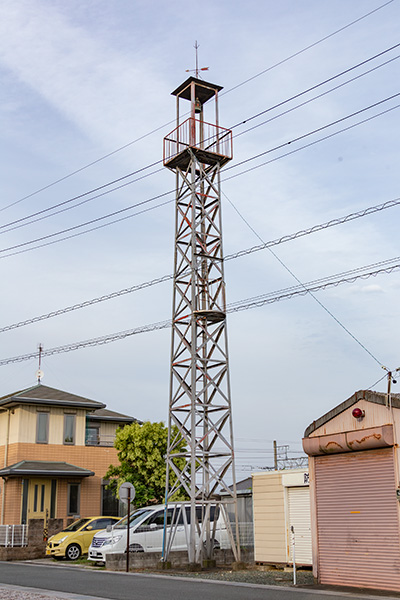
[287,486,312,565]
[315,448,400,591]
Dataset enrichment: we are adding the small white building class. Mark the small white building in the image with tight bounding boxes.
[252,468,311,566]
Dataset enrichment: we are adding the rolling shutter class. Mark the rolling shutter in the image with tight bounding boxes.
[287,486,312,565]
[315,448,400,592]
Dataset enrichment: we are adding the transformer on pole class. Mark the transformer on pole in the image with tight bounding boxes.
[163,75,240,564]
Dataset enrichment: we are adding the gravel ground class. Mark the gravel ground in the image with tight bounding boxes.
[147,566,314,587]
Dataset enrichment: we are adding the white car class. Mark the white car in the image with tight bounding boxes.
[88,503,230,562]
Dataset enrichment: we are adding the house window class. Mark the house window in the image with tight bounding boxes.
[36,412,49,444]
[101,483,122,517]
[64,414,75,445]
[67,483,80,516]
[85,425,100,446]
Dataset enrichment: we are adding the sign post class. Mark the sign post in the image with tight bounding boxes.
[119,482,135,573]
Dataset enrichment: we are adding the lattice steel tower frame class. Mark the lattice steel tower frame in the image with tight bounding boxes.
[163,76,240,564]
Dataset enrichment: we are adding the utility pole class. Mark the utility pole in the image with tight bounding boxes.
[163,72,239,565]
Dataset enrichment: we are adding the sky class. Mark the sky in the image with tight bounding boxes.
[0,0,399,474]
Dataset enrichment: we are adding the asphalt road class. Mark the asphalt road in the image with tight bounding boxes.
[0,562,398,600]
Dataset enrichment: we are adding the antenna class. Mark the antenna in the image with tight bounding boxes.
[185,40,209,78]
[36,343,44,383]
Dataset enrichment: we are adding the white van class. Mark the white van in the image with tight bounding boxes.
[88,503,230,562]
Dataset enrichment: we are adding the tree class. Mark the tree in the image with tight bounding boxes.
[105,421,187,508]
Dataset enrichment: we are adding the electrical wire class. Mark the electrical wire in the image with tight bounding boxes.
[2,0,393,215]
[222,0,396,96]
[1,93,399,257]
[235,53,400,140]
[4,44,395,236]
[224,101,400,183]
[225,93,400,176]
[224,189,385,366]
[229,42,400,131]
[1,42,398,238]
[0,258,398,366]
[1,195,399,333]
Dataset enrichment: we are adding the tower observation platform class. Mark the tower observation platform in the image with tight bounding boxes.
[163,77,233,170]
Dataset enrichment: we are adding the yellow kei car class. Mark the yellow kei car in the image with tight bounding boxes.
[46,516,120,560]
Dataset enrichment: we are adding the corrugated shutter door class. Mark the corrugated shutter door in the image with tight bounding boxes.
[287,486,312,565]
[315,448,400,592]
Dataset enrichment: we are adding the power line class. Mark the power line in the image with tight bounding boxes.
[229,42,400,130]
[1,195,399,333]
[224,101,400,183]
[0,120,176,215]
[225,93,400,176]
[235,53,400,140]
[222,0,396,96]
[2,42,398,237]
[4,43,399,236]
[0,258,398,367]
[1,93,399,258]
[1,196,399,332]
[2,0,393,215]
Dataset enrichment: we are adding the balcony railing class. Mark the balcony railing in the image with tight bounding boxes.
[0,524,28,547]
[164,118,232,169]
[85,433,115,447]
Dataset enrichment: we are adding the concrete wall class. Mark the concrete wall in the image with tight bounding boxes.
[106,547,254,571]
[0,518,63,561]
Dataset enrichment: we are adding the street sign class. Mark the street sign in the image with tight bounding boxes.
[119,482,135,504]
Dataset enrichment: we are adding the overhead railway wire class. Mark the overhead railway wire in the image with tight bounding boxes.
[1,194,399,334]
[2,0,393,216]
[0,258,398,367]
[2,40,399,234]
[1,93,399,258]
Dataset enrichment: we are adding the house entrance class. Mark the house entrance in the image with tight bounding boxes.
[26,478,52,522]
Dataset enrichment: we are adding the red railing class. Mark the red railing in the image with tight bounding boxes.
[164,118,233,166]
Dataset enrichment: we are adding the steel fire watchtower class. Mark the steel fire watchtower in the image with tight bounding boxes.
[163,77,240,564]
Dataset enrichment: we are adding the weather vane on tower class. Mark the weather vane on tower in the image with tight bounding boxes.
[185,40,209,78]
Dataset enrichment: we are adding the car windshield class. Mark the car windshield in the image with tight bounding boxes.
[62,518,91,532]
[114,509,154,530]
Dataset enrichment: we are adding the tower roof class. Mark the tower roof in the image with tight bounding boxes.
[171,76,223,103]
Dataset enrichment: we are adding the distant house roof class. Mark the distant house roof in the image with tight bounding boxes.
[0,384,106,411]
[88,408,141,424]
[221,477,253,496]
[0,460,94,478]
[303,389,400,438]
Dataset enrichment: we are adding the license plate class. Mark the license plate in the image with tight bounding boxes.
[46,550,51,555]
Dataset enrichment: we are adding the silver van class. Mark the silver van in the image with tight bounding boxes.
[88,503,229,562]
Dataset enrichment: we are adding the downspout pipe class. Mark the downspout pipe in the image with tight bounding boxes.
[1,409,11,524]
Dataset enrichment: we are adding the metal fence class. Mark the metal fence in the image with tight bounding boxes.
[0,524,28,547]
[234,521,254,547]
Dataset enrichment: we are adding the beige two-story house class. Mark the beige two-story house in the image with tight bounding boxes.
[0,383,138,526]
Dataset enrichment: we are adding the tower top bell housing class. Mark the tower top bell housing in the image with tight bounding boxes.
[163,76,232,171]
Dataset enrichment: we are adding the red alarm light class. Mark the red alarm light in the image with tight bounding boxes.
[352,407,365,419]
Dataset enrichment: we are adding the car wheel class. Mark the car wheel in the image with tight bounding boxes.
[127,543,144,553]
[65,543,81,561]
[203,539,220,551]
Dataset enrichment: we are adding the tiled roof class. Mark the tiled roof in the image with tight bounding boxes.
[89,408,141,424]
[0,384,106,410]
[0,460,94,477]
